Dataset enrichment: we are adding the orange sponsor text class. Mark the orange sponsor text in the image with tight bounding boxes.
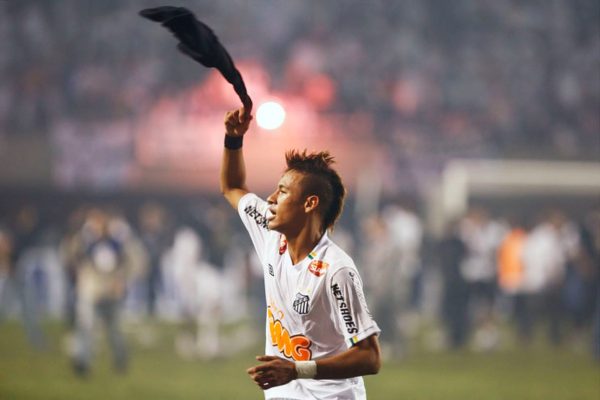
[268,307,312,361]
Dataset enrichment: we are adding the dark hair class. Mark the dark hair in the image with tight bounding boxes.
[285,149,346,232]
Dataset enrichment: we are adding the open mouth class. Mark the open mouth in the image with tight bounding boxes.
[267,207,276,221]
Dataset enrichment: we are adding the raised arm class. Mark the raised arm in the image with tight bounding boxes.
[220,107,253,209]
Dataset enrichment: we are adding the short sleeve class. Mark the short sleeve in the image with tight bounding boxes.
[328,267,380,348]
[237,193,273,264]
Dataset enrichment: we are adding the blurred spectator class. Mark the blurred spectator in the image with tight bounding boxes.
[70,208,145,376]
[0,225,13,318]
[438,220,468,349]
[569,211,600,357]
[360,214,403,357]
[496,218,529,343]
[382,201,424,310]
[60,207,88,330]
[459,207,507,350]
[166,227,225,360]
[0,206,46,349]
[382,201,425,352]
[137,202,172,317]
[565,214,599,329]
[521,210,574,346]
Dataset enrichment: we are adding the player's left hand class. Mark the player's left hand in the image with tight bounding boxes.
[246,355,297,390]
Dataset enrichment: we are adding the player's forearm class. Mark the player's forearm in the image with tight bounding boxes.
[313,335,381,379]
[220,146,248,194]
[220,108,252,201]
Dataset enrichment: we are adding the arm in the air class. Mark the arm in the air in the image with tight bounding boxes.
[220,107,253,209]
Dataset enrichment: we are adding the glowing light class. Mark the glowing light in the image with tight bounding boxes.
[256,101,286,130]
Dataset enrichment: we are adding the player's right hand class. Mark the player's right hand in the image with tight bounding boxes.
[224,107,253,137]
[247,355,296,390]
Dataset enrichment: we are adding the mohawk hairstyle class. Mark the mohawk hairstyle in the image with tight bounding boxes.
[285,149,346,232]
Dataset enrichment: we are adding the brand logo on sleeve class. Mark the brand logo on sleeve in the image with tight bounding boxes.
[308,260,329,277]
[292,293,310,315]
[244,205,269,230]
[267,307,312,361]
[331,283,359,335]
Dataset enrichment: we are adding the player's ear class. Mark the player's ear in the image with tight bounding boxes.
[304,195,319,213]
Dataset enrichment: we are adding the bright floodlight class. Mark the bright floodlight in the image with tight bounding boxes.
[256,101,286,130]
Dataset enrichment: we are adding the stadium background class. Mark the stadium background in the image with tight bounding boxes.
[0,1,598,399]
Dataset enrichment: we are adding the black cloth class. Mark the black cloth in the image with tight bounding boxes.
[140,6,252,110]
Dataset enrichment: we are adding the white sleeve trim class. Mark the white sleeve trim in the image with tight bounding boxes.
[347,325,380,348]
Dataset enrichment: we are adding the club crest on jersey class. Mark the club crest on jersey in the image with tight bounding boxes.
[292,292,310,315]
[279,235,287,255]
[308,260,329,277]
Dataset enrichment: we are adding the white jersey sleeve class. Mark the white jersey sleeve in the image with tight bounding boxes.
[328,267,381,348]
[237,193,272,265]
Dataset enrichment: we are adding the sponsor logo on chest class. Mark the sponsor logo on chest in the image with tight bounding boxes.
[308,260,328,277]
[268,306,312,361]
[307,252,328,277]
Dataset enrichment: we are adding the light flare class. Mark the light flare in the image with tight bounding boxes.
[256,101,286,130]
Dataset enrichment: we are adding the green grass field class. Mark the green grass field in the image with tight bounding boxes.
[0,321,598,400]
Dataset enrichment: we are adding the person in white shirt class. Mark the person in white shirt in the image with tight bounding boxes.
[221,107,381,399]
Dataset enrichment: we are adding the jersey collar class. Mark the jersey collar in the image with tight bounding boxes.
[287,231,330,267]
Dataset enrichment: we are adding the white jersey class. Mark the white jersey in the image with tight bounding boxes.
[238,193,380,400]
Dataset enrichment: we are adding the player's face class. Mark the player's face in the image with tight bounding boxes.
[266,170,307,234]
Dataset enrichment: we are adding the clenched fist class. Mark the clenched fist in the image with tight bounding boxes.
[224,107,253,137]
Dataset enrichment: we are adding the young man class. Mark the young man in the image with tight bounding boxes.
[221,108,381,399]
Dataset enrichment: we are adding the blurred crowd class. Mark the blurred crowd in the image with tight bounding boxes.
[1,0,598,164]
[0,0,599,377]
[1,199,598,374]
[361,203,600,360]
[0,200,261,374]
[437,207,599,353]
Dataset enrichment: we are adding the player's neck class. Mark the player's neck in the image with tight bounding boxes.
[285,222,324,265]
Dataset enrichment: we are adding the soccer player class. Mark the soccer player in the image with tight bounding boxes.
[220,108,381,399]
